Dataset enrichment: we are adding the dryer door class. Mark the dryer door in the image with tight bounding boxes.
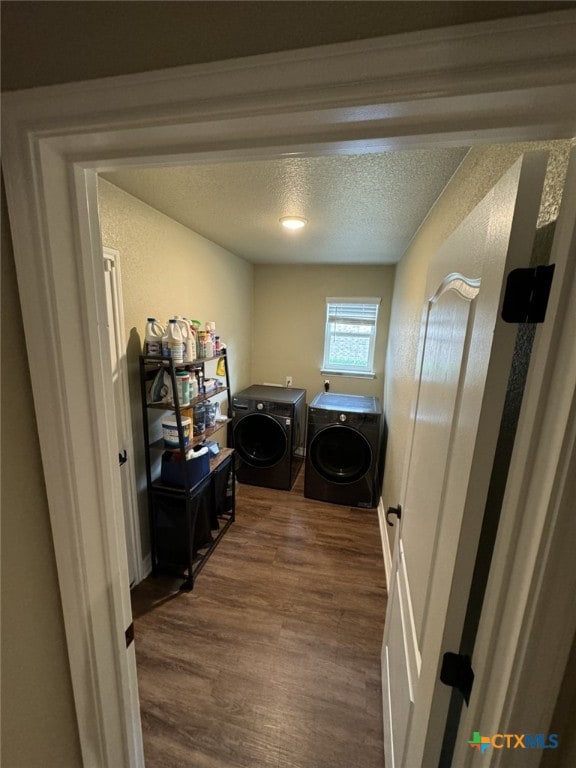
[234,413,288,468]
[309,425,372,484]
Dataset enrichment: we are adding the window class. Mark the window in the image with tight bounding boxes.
[322,298,380,377]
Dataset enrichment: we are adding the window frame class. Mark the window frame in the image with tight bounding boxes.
[321,297,381,378]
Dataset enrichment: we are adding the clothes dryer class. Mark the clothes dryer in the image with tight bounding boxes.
[232,385,306,490]
[304,392,383,508]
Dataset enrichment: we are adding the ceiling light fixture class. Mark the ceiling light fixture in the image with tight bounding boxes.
[280,216,307,230]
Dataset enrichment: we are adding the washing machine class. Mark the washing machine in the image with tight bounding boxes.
[232,385,306,490]
[304,392,383,508]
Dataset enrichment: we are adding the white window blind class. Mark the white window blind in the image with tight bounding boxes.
[322,298,380,376]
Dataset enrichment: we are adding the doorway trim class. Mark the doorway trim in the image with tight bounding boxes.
[3,10,576,766]
[102,247,145,586]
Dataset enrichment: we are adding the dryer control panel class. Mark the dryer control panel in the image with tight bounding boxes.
[232,397,294,419]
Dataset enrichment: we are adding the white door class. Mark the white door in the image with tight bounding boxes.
[103,247,142,586]
[382,153,549,768]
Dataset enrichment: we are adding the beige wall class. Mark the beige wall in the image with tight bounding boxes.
[1,188,83,767]
[251,265,394,403]
[381,140,573,552]
[98,179,253,393]
[98,178,254,556]
[3,1,573,91]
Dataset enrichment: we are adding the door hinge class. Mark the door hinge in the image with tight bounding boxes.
[118,449,127,466]
[440,652,474,705]
[125,622,134,649]
[501,264,555,323]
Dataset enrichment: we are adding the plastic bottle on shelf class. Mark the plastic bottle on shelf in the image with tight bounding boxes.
[193,402,206,436]
[205,321,216,348]
[189,373,199,400]
[144,318,164,356]
[183,317,198,360]
[189,320,202,358]
[174,316,194,363]
[198,330,213,359]
[166,319,184,363]
[197,331,205,358]
[175,370,191,406]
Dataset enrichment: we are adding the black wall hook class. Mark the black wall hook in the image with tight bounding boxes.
[386,504,402,526]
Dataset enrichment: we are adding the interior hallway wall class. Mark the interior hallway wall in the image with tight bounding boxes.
[251,264,395,403]
[98,178,254,559]
[1,185,83,767]
[4,2,572,92]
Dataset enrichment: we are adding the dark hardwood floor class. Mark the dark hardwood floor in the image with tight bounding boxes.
[131,469,387,768]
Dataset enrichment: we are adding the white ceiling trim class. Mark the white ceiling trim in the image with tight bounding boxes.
[5,10,576,154]
[3,10,576,767]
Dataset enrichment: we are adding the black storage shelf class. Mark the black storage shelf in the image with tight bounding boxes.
[140,350,235,591]
[148,418,233,452]
[147,384,229,410]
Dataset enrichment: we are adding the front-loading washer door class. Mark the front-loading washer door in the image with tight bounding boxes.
[310,424,372,483]
[234,413,288,468]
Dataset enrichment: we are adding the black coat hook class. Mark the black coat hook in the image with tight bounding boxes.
[386,504,402,526]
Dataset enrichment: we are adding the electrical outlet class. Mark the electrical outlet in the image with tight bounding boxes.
[285,376,293,387]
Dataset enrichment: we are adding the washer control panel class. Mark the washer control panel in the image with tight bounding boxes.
[308,406,379,428]
[232,396,294,419]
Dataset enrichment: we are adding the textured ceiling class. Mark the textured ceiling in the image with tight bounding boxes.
[101,148,468,265]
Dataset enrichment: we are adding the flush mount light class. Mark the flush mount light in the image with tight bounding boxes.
[280,216,307,230]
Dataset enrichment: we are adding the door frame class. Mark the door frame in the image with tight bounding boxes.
[3,10,576,766]
[102,246,146,585]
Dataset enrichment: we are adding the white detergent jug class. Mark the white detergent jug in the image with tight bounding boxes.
[165,318,184,364]
[174,316,194,363]
[144,318,164,356]
[182,317,198,361]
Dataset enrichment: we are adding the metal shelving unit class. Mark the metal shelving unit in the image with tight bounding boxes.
[139,350,235,590]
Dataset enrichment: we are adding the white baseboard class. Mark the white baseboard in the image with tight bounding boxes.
[140,554,152,581]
